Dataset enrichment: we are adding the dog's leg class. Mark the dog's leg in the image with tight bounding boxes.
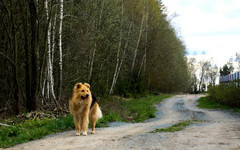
[90,112,97,134]
[82,110,89,136]
[74,114,81,136]
[79,118,82,135]
[90,119,96,134]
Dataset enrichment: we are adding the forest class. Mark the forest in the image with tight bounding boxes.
[0,0,190,116]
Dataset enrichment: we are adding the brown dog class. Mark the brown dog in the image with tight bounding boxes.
[69,83,102,136]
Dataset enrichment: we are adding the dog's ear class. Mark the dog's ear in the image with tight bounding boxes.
[75,83,83,89]
[84,83,90,89]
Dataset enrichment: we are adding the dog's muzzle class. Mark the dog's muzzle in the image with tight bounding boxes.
[81,94,89,101]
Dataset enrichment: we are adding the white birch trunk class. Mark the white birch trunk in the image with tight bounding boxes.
[58,0,63,102]
[115,21,133,82]
[88,42,96,82]
[109,0,124,95]
[131,13,145,73]
[109,21,133,95]
[88,1,104,83]
[107,57,109,91]
[143,0,148,74]
[41,73,46,105]
[98,0,104,27]
[46,68,50,100]
[138,54,146,77]
[52,13,57,62]
[39,59,48,103]
[45,0,56,102]
[138,0,148,77]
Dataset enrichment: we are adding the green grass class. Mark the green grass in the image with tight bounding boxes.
[96,111,123,127]
[149,120,201,133]
[197,96,240,112]
[0,115,74,148]
[123,94,173,122]
[0,94,172,148]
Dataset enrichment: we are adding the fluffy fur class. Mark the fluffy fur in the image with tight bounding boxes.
[69,83,102,136]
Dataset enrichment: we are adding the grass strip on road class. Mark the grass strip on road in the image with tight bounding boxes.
[149,120,201,133]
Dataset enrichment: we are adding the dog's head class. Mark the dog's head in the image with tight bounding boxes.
[74,83,91,101]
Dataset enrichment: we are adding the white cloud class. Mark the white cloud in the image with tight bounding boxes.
[162,0,240,70]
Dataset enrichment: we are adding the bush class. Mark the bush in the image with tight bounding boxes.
[208,81,240,107]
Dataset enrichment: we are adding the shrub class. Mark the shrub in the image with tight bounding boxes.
[208,80,240,107]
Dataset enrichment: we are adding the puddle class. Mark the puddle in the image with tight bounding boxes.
[108,121,132,127]
[173,99,209,120]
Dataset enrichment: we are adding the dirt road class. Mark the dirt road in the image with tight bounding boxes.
[7,95,240,150]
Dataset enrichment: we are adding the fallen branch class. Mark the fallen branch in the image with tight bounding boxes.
[59,106,69,113]
[0,123,10,127]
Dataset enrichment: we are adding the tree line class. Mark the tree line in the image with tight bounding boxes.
[187,53,240,93]
[187,58,218,92]
[0,0,190,115]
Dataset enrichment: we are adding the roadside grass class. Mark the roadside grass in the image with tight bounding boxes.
[0,115,74,148]
[123,94,173,122]
[0,94,172,148]
[99,94,173,123]
[96,111,123,127]
[149,120,201,133]
[197,96,240,112]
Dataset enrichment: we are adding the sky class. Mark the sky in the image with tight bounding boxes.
[161,0,240,71]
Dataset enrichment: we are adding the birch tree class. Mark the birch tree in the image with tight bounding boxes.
[138,0,149,77]
[115,22,133,86]
[198,60,211,92]
[88,1,105,83]
[187,58,198,93]
[109,0,124,95]
[207,64,218,86]
[131,12,145,73]
[45,0,56,103]
[57,0,63,102]
[88,42,96,83]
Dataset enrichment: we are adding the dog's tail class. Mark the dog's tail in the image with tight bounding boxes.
[96,106,103,119]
